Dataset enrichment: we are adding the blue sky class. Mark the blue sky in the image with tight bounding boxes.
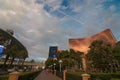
[0,0,120,62]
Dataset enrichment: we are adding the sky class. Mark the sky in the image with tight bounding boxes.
[0,0,120,62]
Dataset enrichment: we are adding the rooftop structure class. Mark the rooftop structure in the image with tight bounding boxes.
[0,28,28,57]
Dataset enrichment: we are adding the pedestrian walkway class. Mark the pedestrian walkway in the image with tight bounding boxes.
[34,70,62,80]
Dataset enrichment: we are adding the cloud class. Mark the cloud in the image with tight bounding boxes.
[109,5,116,12]
[64,0,120,38]
[0,0,120,61]
[0,0,63,59]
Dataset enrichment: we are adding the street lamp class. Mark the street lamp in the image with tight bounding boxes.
[59,60,62,72]
[50,65,53,71]
[53,63,56,71]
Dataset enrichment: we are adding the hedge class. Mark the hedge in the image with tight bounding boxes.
[0,75,8,80]
[111,78,120,80]
[0,70,41,80]
[90,73,111,80]
[66,72,120,80]
[111,73,120,79]
[66,72,82,80]
[18,70,42,80]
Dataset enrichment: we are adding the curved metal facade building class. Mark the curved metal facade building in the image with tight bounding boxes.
[69,29,116,54]
[69,29,116,71]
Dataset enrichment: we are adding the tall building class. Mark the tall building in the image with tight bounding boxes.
[69,29,116,54]
[69,29,116,71]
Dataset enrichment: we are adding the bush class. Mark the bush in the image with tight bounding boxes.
[66,72,82,80]
[90,73,112,80]
[0,75,8,80]
[18,70,42,80]
[65,71,120,80]
[111,73,120,79]
[111,78,120,80]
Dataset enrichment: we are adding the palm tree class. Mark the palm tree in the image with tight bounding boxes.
[0,29,28,70]
[3,46,11,67]
[17,50,28,66]
[8,45,19,68]
[2,29,14,68]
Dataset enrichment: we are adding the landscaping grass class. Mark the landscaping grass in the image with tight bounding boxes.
[111,78,120,80]
[66,72,83,80]
[18,70,42,80]
[0,75,8,80]
[0,70,42,80]
[66,71,120,80]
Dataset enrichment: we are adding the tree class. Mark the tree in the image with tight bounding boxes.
[112,41,120,68]
[45,49,83,71]
[18,50,28,66]
[47,49,83,70]
[69,49,83,68]
[45,58,54,68]
[3,45,28,68]
[8,45,19,67]
[3,46,11,67]
[30,59,35,63]
[0,29,28,69]
[2,29,14,68]
[86,40,117,72]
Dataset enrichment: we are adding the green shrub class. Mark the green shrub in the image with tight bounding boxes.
[0,75,8,80]
[66,72,120,80]
[111,73,120,79]
[66,72,82,80]
[111,78,120,80]
[18,70,42,80]
[91,73,112,80]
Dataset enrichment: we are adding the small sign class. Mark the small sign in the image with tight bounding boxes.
[0,45,5,57]
[49,46,57,58]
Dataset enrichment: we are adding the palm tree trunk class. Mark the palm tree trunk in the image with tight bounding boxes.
[22,58,25,66]
[8,57,15,68]
[3,55,10,68]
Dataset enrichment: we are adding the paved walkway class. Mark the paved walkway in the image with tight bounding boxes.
[34,70,62,80]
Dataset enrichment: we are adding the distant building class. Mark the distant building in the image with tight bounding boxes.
[48,46,58,59]
[69,29,116,71]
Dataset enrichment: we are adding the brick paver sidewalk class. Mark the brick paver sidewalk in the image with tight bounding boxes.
[34,70,62,80]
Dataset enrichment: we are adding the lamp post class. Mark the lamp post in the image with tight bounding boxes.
[59,60,62,72]
[53,63,56,71]
[53,63,56,75]
[50,65,53,72]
